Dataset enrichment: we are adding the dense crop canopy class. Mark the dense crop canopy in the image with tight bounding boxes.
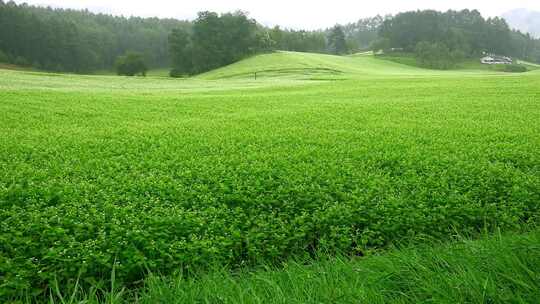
[1,64,539,299]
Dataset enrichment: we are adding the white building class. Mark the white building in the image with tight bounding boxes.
[481,55,513,65]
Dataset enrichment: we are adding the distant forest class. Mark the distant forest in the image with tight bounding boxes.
[0,1,190,72]
[375,10,540,68]
[1,1,539,74]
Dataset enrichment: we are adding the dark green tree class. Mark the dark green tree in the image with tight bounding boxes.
[0,49,8,63]
[115,52,148,76]
[415,41,455,70]
[0,1,190,73]
[170,11,269,75]
[327,25,347,55]
[371,38,391,53]
[169,28,193,77]
[269,26,327,53]
[377,9,540,63]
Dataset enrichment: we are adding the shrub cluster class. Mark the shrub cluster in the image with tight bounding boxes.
[115,52,148,77]
[503,64,528,73]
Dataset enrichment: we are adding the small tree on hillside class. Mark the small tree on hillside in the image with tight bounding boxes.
[327,25,347,55]
[0,50,9,63]
[415,41,462,70]
[370,38,391,53]
[115,52,147,76]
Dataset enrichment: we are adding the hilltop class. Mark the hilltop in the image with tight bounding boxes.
[198,51,539,80]
[198,51,471,80]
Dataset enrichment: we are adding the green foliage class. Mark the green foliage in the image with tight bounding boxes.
[503,64,528,73]
[269,26,327,54]
[0,1,190,73]
[326,25,347,55]
[169,28,193,77]
[379,9,540,63]
[1,58,540,300]
[341,16,385,52]
[415,41,463,70]
[13,55,30,67]
[371,38,391,53]
[17,229,540,303]
[115,52,148,76]
[267,17,383,55]
[0,50,8,63]
[169,11,270,75]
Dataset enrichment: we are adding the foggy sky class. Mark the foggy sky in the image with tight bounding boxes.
[13,0,540,29]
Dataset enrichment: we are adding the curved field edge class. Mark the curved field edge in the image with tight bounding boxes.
[1,67,539,300]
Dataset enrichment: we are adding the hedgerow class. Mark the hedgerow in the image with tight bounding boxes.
[1,70,539,300]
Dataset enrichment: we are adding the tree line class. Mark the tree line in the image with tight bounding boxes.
[168,13,383,76]
[0,2,379,74]
[1,2,539,74]
[374,9,540,69]
[0,1,189,73]
[169,11,272,76]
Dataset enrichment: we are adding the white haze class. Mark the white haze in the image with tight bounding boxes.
[13,0,540,29]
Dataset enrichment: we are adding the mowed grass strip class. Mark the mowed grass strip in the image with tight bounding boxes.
[0,66,539,299]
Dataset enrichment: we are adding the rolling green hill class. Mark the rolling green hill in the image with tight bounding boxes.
[3,51,536,81]
[197,51,430,80]
[198,51,511,80]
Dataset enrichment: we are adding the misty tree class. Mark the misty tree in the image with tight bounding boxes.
[115,52,148,76]
[377,9,540,62]
[0,1,190,73]
[327,25,347,55]
[169,28,193,76]
[170,11,272,75]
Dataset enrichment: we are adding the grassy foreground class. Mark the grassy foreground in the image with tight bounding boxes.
[45,229,540,303]
[1,52,540,301]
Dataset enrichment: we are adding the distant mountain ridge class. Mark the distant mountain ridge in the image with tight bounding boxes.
[503,9,540,38]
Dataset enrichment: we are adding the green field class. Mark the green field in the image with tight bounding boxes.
[1,52,539,301]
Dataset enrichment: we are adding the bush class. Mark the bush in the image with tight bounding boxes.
[415,41,459,70]
[0,50,9,63]
[169,69,187,78]
[370,38,391,53]
[503,64,527,73]
[14,56,30,67]
[115,52,148,76]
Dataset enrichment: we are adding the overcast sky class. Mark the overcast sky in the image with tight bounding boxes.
[13,0,540,29]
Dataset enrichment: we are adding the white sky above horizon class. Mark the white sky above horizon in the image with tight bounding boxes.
[12,0,540,29]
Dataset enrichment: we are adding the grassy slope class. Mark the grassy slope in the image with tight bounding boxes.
[198,51,443,80]
[1,54,540,302]
[198,51,540,80]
